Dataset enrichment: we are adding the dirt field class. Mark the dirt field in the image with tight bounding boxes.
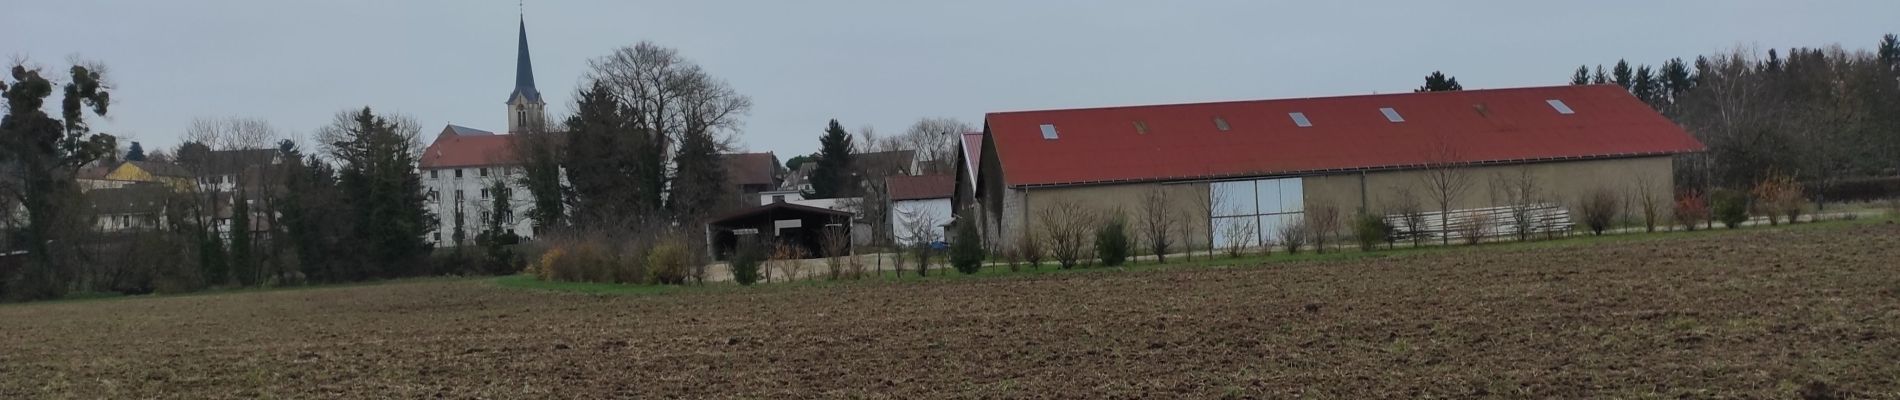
[4,223,1899,399]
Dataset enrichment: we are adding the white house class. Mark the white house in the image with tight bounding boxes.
[885,174,955,245]
[415,15,548,247]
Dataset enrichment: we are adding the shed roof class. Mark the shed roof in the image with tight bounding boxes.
[984,84,1705,187]
[721,152,780,187]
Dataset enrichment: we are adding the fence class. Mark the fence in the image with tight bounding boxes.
[1388,203,1573,242]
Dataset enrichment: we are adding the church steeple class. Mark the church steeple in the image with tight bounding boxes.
[506,13,545,133]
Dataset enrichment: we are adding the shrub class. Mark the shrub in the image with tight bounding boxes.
[1674,191,1709,231]
[1306,206,1342,253]
[529,247,563,280]
[645,238,691,285]
[950,221,985,275]
[1093,218,1130,267]
[768,242,809,281]
[1752,170,1807,225]
[1018,233,1044,269]
[729,239,765,286]
[1037,202,1097,269]
[1350,212,1394,251]
[1460,212,1491,245]
[1580,188,1621,236]
[1712,189,1750,229]
[1279,219,1310,254]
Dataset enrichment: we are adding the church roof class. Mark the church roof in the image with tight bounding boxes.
[506,17,542,104]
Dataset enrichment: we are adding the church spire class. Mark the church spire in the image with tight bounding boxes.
[507,14,541,105]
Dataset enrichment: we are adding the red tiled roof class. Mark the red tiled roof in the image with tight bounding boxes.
[984,84,1705,187]
[721,152,779,187]
[420,125,519,169]
[886,174,955,201]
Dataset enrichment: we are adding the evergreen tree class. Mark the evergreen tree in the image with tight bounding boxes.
[1660,58,1695,104]
[198,227,227,286]
[1632,65,1660,106]
[1612,59,1634,90]
[949,219,984,275]
[279,152,351,282]
[476,178,521,275]
[329,107,434,279]
[1592,65,1610,84]
[125,141,145,161]
[515,123,565,231]
[1415,71,1463,92]
[809,119,856,198]
[1,62,119,300]
[668,124,728,221]
[563,81,662,227]
[230,191,256,285]
[1570,65,1591,85]
[1881,33,1899,69]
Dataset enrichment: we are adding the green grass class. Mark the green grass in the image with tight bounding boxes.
[2,275,488,307]
[494,216,1887,296]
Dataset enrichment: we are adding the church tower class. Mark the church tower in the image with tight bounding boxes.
[505,15,545,133]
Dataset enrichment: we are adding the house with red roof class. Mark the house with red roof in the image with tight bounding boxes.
[968,84,1705,250]
[886,174,955,245]
[417,15,550,246]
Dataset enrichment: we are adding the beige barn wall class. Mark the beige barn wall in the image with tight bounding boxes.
[1303,156,1676,218]
[1008,182,1215,251]
[984,155,1676,250]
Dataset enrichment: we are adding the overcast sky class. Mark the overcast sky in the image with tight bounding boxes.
[6,0,1896,159]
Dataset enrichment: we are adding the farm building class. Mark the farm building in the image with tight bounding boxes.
[886,174,955,245]
[963,84,1706,249]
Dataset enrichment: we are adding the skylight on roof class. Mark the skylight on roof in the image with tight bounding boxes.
[1379,108,1404,123]
[1547,99,1575,115]
[1133,120,1149,134]
[1289,112,1312,127]
[1213,117,1231,131]
[1039,124,1059,140]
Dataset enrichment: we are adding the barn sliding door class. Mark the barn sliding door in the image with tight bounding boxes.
[1211,177,1304,249]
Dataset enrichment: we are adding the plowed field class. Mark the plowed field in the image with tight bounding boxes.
[5,223,1899,398]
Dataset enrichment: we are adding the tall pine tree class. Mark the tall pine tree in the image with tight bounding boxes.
[125,141,145,161]
[809,119,856,198]
[1612,59,1634,90]
[329,107,434,279]
[1570,65,1591,85]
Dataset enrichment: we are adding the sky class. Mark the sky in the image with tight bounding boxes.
[6,0,1896,159]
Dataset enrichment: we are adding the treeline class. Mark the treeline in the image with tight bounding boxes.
[1571,34,1900,195]
[514,41,750,284]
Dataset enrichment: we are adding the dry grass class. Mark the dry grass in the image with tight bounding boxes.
[4,223,1900,398]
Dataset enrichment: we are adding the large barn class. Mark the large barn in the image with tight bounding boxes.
[961,84,1706,250]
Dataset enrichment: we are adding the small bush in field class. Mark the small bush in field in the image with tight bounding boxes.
[1018,233,1044,269]
[730,241,765,286]
[1094,218,1130,267]
[950,222,985,274]
[1580,188,1621,236]
[529,248,563,280]
[1350,212,1394,251]
[646,239,691,285]
[1279,220,1310,255]
[1674,191,1709,231]
[1460,212,1492,245]
[1712,189,1750,229]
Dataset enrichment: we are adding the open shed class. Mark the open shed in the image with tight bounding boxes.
[706,201,853,260]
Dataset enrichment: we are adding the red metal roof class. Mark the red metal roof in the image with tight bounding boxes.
[984,84,1705,187]
[887,174,956,201]
[420,125,519,169]
[959,132,983,188]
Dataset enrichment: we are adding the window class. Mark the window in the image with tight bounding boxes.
[1379,107,1404,123]
[430,170,438,179]
[433,232,440,242]
[1133,120,1149,135]
[428,190,439,201]
[454,169,464,178]
[480,168,489,177]
[1039,124,1059,140]
[1547,99,1575,114]
[455,190,464,201]
[1213,117,1230,131]
[481,211,491,221]
[480,188,490,199]
[1289,112,1312,127]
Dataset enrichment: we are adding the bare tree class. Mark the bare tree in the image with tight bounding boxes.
[1490,169,1543,241]
[1416,140,1475,245]
[1218,217,1257,259]
[1633,175,1662,232]
[1390,187,1427,246]
[898,117,973,175]
[1278,219,1310,254]
[1136,187,1177,263]
[585,41,752,150]
[1036,200,1097,269]
[1305,205,1342,254]
[819,225,853,280]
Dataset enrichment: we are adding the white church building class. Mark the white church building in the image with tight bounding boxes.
[418,17,546,246]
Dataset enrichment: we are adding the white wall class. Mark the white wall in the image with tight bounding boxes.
[891,197,952,246]
[424,165,535,246]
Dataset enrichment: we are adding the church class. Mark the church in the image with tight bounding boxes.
[416,16,546,246]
